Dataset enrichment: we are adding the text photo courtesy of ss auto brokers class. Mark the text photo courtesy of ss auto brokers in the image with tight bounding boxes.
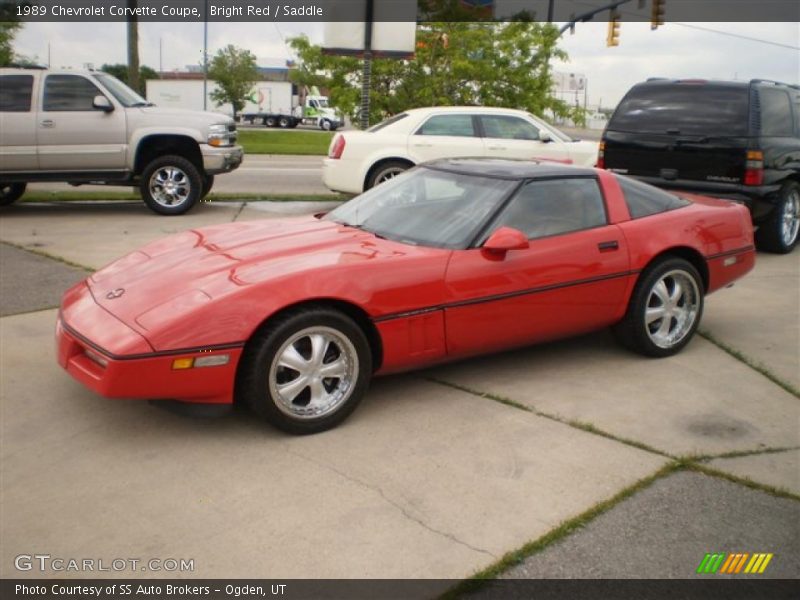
[0,1,798,598]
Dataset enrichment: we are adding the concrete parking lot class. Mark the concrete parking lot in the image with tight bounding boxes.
[0,197,798,590]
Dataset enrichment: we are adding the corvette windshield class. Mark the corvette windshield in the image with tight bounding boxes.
[325,167,517,249]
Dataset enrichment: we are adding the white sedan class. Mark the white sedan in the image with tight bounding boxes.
[322,106,599,194]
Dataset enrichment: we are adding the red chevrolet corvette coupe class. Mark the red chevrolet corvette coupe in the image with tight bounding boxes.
[56,159,755,434]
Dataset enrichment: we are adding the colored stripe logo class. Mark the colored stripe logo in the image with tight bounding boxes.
[696,552,774,574]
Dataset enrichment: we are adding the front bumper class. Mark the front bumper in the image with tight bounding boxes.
[56,283,240,405]
[202,144,244,175]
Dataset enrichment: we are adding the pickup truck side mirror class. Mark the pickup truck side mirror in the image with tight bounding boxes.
[538,130,552,143]
[93,95,114,112]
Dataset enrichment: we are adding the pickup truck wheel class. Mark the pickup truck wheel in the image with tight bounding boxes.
[612,257,704,358]
[237,307,372,435]
[755,181,800,254]
[140,155,201,215]
[201,175,215,199]
[278,116,291,128]
[0,183,26,206]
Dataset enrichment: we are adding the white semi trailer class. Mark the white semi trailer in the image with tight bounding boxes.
[146,79,343,131]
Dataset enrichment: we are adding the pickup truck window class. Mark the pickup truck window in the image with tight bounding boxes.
[0,75,33,112]
[43,74,105,112]
[95,73,149,108]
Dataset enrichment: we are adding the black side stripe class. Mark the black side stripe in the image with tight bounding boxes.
[372,269,640,324]
[62,320,245,361]
[705,245,755,261]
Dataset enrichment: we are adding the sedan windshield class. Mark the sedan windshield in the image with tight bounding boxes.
[324,167,517,249]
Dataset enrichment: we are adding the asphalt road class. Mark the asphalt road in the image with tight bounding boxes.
[27,154,330,197]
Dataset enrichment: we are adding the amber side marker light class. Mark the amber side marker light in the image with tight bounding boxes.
[172,355,230,370]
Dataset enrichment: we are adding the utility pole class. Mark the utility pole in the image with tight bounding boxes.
[359,0,375,129]
[126,0,140,91]
[203,0,208,111]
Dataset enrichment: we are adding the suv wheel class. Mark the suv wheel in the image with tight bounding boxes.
[140,155,202,216]
[0,183,26,206]
[201,174,215,199]
[755,181,800,254]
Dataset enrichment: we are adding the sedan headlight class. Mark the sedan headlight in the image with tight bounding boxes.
[208,123,237,147]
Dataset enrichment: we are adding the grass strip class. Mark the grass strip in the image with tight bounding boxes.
[237,129,334,155]
[699,329,800,399]
[426,376,672,459]
[440,463,681,599]
[19,192,346,203]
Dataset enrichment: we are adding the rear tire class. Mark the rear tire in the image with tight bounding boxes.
[755,181,800,254]
[366,160,411,190]
[264,116,277,128]
[140,155,202,216]
[237,307,372,435]
[0,182,26,206]
[278,116,291,128]
[612,257,704,358]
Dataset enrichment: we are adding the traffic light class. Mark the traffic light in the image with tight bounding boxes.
[651,0,666,30]
[607,11,621,47]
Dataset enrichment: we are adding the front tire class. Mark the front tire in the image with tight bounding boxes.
[366,160,411,190]
[0,182,26,206]
[237,307,373,435]
[320,119,332,131]
[201,174,215,199]
[755,181,800,254]
[140,155,202,215]
[613,257,704,358]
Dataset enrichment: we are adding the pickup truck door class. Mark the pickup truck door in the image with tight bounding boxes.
[0,73,39,171]
[37,74,127,172]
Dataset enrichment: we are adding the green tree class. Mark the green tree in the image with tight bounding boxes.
[208,45,258,117]
[100,63,158,96]
[0,0,25,67]
[289,22,581,127]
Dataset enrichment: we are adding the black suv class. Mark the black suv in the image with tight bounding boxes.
[599,79,800,253]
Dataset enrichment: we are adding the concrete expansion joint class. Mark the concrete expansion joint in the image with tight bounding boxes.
[231,202,248,222]
[285,447,497,560]
[685,445,800,463]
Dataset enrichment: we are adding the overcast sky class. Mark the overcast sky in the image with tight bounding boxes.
[14,20,799,109]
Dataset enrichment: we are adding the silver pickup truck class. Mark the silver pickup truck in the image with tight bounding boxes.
[0,67,244,215]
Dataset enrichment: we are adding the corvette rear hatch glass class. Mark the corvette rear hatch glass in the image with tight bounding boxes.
[325,167,517,249]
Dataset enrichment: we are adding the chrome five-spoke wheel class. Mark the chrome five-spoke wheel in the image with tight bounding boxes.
[269,326,359,420]
[613,257,704,357]
[644,270,701,349]
[239,307,372,434]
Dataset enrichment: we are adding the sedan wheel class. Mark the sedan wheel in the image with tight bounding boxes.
[613,258,704,357]
[366,160,410,190]
[238,307,372,434]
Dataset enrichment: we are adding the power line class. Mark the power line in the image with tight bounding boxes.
[671,23,800,51]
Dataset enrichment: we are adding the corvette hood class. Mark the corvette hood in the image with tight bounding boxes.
[88,216,439,339]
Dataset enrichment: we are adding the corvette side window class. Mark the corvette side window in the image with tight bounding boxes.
[416,114,477,137]
[491,178,607,240]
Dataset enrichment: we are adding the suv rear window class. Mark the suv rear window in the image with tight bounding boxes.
[0,75,33,112]
[616,175,689,219]
[759,88,793,136]
[609,84,750,136]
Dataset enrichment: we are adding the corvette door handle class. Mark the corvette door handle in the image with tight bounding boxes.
[598,240,619,251]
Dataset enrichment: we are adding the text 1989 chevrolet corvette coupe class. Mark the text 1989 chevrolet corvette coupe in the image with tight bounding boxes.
[56,159,755,434]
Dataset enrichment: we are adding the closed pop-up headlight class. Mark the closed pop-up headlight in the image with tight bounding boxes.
[208,123,237,147]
